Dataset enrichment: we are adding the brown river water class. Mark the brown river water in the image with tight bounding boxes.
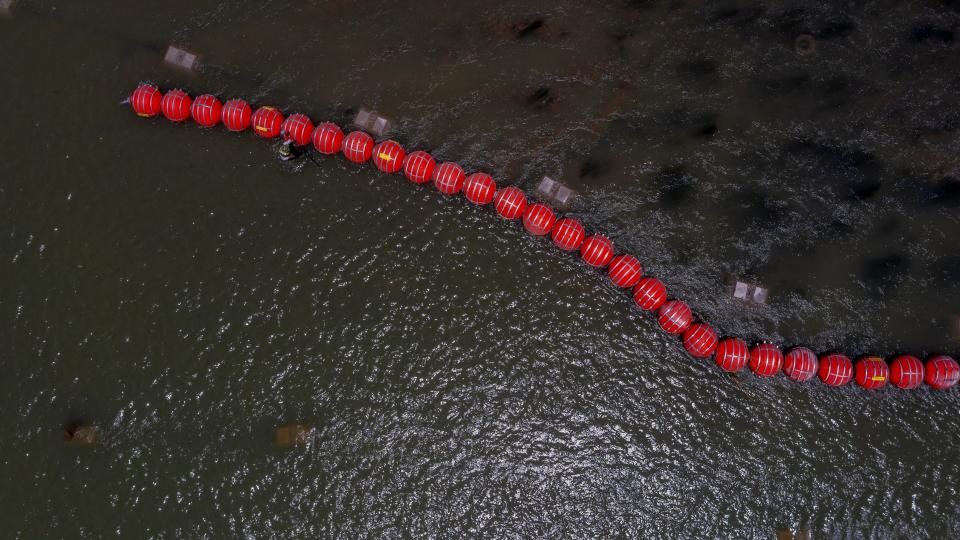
[2,0,959,537]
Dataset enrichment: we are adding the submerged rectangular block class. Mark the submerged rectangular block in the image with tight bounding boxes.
[275,424,314,447]
[952,315,960,342]
[731,280,769,305]
[63,424,97,446]
[0,0,15,17]
[353,109,391,137]
[164,45,200,71]
[536,176,575,207]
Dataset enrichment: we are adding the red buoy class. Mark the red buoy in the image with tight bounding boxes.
[463,173,496,205]
[750,343,783,377]
[433,162,466,194]
[551,218,585,250]
[855,356,889,390]
[523,203,556,236]
[372,140,405,173]
[715,338,749,372]
[925,355,960,390]
[252,106,283,138]
[493,187,527,220]
[818,353,853,387]
[403,151,435,184]
[130,84,162,117]
[311,122,344,155]
[608,254,643,288]
[342,131,374,163]
[280,113,314,146]
[580,235,614,268]
[190,94,222,128]
[783,347,817,382]
[889,355,924,390]
[633,277,667,311]
[682,323,718,358]
[161,89,192,122]
[222,99,252,132]
[657,300,692,335]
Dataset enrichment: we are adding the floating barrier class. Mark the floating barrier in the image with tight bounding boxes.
[126,83,960,392]
[855,356,889,390]
[463,173,496,206]
[783,347,817,382]
[312,122,344,155]
[493,187,527,220]
[252,106,283,138]
[160,88,191,122]
[342,131,374,163]
[222,99,252,132]
[281,113,314,146]
[750,343,783,377]
[433,162,466,195]
[191,94,222,128]
[716,338,749,373]
[819,353,853,387]
[372,140,405,173]
[522,203,556,236]
[633,277,666,311]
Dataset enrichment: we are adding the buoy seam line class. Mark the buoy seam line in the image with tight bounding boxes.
[126,83,960,392]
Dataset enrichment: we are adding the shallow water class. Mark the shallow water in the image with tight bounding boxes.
[2,0,960,537]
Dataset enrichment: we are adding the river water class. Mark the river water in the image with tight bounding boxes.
[2,0,959,537]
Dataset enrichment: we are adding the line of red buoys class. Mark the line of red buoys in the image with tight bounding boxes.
[127,83,959,392]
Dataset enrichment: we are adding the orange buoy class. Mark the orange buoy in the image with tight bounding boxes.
[750,343,783,377]
[522,203,556,236]
[658,300,692,335]
[715,338,749,372]
[433,162,466,195]
[190,94,222,128]
[608,254,643,288]
[889,355,924,390]
[342,131,374,163]
[551,218,585,250]
[682,323,718,358]
[818,353,853,387]
[493,187,527,220]
[130,84,162,117]
[251,106,283,138]
[372,140,405,173]
[280,113,314,146]
[463,173,496,205]
[403,151,436,184]
[855,356,889,390]
[311,122,344,154]
[221,99,252,132]
[161,89,192,122]
[580,235,614,268]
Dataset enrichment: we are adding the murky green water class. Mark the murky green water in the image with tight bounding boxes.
[2,1,960,537]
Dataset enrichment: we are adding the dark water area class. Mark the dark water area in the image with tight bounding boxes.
[2,0,960,537]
